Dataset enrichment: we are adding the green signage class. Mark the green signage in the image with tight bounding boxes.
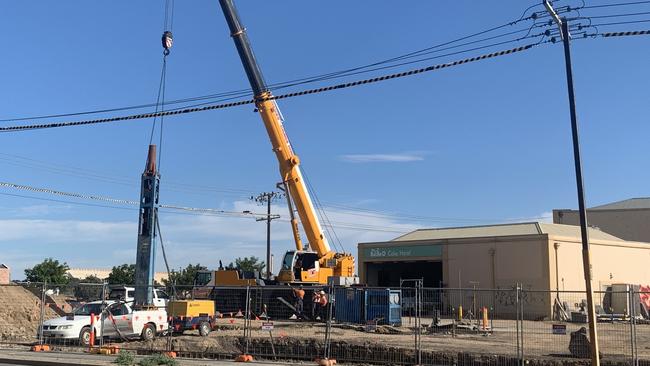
[363,244,442,259]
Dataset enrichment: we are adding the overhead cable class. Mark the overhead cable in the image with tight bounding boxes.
[0,1,555,124]
[0,43,539,133]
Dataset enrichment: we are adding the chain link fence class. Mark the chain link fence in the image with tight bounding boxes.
[1,282,649,365]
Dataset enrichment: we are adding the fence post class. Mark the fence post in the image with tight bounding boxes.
[414,280,422,365]
[244,285,251,355]
[629,287,638,366]
[520,285,525,366]
[38,281,46,346]
[323,284,334,362]
[515,284,522,366]
[100,282,106,349]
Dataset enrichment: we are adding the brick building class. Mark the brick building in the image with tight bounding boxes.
[0,264,10,284]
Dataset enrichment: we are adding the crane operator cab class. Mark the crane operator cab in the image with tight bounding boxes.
[279,250,321,283]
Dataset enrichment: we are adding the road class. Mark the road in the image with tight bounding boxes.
[0,348,295,366]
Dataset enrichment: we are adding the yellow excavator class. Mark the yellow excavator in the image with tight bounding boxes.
[200,0,357,286]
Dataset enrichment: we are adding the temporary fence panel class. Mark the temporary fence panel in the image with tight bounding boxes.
[2,283,648,366]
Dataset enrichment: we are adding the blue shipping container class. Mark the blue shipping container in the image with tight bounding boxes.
[334,287,365,324]
[366,289,402,326]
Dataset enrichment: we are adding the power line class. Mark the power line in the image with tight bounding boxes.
[601,28,650,36]
[0,43,539,133]
[0,1,556,124]
[592,19,650,27]
[0,186,413,234]
[582,1,650,10]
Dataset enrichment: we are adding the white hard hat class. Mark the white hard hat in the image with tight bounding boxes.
[319,290,325,295]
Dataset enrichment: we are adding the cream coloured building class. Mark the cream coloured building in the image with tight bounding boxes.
[554,197,650,243]
[358,222,650,318]
[67,268,168,284]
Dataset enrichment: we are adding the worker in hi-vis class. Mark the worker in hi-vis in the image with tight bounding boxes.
[293,285,305,319]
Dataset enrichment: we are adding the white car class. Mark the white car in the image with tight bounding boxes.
[40,300,168,345]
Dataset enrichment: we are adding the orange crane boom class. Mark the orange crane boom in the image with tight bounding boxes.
[219,0,356,284]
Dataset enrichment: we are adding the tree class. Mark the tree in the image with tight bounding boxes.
[163,264,207,288]
[107,264,135,285]
[79,275,103,284]
[24,258,70,284]
[227,256,265,273]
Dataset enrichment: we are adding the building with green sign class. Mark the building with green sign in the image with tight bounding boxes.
[359,221,650,319]
[358,221,650,291]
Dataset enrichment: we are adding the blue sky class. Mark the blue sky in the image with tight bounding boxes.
[0,1,648,279]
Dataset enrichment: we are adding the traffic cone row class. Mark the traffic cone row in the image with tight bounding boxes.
[30,344,50,352]
[235,354,254,362]
[315,357,337,366]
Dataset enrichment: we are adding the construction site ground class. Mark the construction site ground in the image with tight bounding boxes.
[119,317,643,364]
[0,317,643,365]
[0,284,643,365]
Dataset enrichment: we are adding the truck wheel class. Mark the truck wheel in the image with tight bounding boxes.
[198,321,210,337]
[141,323,156,341]
[79,327,92,346]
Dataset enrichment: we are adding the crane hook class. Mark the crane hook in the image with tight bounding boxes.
[162,31,173,56]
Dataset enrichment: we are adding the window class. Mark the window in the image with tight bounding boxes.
[194,272,212,286]
[74,303,104,316]
[282,252,295,271]
[109,303,129,316]
[108,289,125,300]
[156,290,169,299]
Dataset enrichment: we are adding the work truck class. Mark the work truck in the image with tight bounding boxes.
[40,300,168,346]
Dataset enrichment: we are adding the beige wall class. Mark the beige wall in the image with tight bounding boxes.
[554,208,650,243]
[67,268,168,284]
[445,236,551,319]
[548,237,650,291]
[445,236,549,290]
[547,236,650,312]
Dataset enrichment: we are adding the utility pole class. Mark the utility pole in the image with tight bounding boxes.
[252,191,282,279]
[544,2,599,365]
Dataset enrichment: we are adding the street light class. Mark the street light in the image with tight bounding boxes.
[251,192,283,279]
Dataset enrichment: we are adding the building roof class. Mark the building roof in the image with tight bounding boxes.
[590,197,650,210]
[0,264,8,269]
[392,222,624,242]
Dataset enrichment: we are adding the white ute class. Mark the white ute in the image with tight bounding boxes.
[40,300,168,345]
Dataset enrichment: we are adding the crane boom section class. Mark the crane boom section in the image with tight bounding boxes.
[219,0,332,259]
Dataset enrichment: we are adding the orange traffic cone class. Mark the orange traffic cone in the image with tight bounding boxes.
[235,354,254,362]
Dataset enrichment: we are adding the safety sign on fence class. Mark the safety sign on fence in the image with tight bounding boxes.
[552,324,567,335]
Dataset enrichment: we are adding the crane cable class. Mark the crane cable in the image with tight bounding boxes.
[148,0,175,170]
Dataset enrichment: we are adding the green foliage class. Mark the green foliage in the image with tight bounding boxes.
[163,263,207,287]
[114,350,136,366]
[107,264,136,285]
[24,258,70,284]
[138,354,178,366]
[227,256,265,273]
[80,275,103,283]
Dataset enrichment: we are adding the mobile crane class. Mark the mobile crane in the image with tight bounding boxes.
[217,0,357,286]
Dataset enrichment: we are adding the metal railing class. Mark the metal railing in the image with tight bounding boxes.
[0,282,646,365]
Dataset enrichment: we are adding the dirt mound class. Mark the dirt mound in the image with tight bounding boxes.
[0,285,59,341]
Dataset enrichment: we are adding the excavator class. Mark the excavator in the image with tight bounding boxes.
[195,0,358,288]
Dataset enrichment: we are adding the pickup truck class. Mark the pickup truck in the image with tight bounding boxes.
[40,300,168,345]
[108,286,169,309]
